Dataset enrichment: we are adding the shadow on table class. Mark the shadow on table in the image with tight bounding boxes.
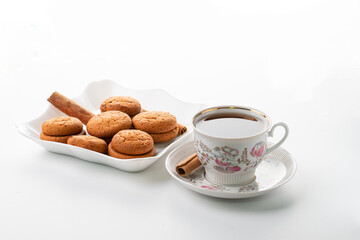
[187,188,297,212]
[25,150,297,212]
[27,149,171,183]
[132,154,170,183]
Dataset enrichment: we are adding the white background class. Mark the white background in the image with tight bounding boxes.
[1,0,360,239]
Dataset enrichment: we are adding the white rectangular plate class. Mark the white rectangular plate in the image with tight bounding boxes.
[16,80,205,172]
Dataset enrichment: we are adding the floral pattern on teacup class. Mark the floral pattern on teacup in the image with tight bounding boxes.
[195,141,242,173]
[250,142,265,159]
[183,169,258,193]
[195,140,262,173]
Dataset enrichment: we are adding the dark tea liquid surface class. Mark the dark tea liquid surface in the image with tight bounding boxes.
[196,112,267,138]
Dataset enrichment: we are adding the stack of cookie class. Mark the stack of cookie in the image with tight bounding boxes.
[41,92,187,159]
[108,130,156,159]
[132,111,179,143]
[40,116,85,143]
[100,96,142,117]
[67,135,107,154]
[98,96,181,143]
[40,116,108,154]
[86,111,132,143]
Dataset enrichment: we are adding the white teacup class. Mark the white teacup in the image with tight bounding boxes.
[192,105,289,186]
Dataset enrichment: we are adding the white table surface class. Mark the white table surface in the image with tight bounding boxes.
[1,1,360,239]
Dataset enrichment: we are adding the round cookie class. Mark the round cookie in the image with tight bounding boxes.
[111,130,154,155]
[132,111,177,133]
[100,96,141,116]
[86,111,132,138]
[108,143,156,159]
[40,130,86,143]
[67,135,107,154]
[149,125,179,143]
[42,116,83,136]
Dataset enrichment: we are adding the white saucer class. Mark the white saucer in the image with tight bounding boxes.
[165,141,296,199]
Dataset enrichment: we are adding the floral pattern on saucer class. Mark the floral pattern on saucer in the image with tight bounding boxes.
[182,167,259,193]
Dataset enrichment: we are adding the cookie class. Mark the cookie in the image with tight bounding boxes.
[149,125,179,143]
[108,143,156,159]
[100,96,141,116]
[67,135,107,154]
[132,111,177,133]
[42,116,83,136]
[86,111,132,138]
[40,129,86,143]
[111,130,154,155]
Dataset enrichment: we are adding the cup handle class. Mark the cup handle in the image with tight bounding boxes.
[266,122,289,155]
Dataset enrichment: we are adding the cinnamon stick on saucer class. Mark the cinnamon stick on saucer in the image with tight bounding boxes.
[176,153,202,177]
[47,91,95,125]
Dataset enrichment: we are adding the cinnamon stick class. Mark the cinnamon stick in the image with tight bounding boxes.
[177,124,187,135]
[47,91,95,125]
[176,153,202,177]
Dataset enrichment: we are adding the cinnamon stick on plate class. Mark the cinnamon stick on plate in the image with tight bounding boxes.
[176,153,202,177]
[177,124,187,135]
[47,91,95,125]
